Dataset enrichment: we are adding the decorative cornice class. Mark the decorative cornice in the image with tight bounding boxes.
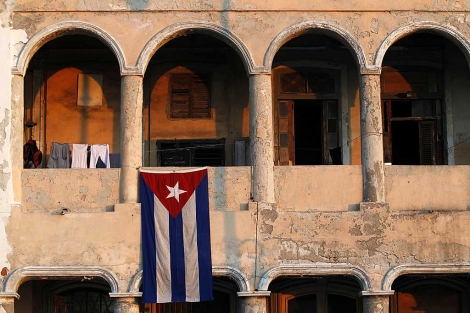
[257,263,372,291]
[2,266,120,294]
[136,21,256,76]
[12,21,128,77]
[382,263,470,290]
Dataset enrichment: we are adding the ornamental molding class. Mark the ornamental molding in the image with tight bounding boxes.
[257,263,372,291]
[2,266,120,294]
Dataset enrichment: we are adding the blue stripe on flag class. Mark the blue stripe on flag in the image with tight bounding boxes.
[169,209,186,302]
[140,175,157,303]
[196,173,213,301]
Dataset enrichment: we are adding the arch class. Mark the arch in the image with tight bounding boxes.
[128,265,250,293]
[375,21,470,69]
[1,266,120,294]
[264,21,368,73]
[257,263,372,292]
[382,263,470,291]
[136,21,256,76]
[12,21,130,77]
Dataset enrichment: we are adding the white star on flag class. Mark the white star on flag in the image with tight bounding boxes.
[166,182,187,202]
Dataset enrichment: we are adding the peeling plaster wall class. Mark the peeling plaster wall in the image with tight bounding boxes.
[10,11,470,69]
[12,167,252,287]
[0,0,25,290]
[12,0,470,12]
[21,169,120,212]
[6,0,470,304]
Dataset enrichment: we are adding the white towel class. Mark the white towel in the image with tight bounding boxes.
[71,144,88,168]
[89,144,110,168]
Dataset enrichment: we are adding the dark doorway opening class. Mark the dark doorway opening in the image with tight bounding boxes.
[294,100,323,165]
[391,121,420,165]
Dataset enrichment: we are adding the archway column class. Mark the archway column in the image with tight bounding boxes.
[11,74,24,203]
[237,291,270,313]
[112,295,140,313]
[120,75,143,203]
[0,294,17,313]
[360,72,385,203]
[360,291,394,313]
[249,73,275,203]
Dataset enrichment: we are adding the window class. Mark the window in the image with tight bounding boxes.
[280,71,335,94]
[157,139,225,167]
[275,100,341,165]
[170,73,211,119]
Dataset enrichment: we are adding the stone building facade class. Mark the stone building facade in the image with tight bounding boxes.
[1,0,470,312]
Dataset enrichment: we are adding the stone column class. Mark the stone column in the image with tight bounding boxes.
[361,292,393,313]
[113,296,140,313]
[360,73,385,203]
[120,75,143,203]
[0,296,15,313]
[249,74,274,203]
[237,291,270,313]
[11,75,24,203]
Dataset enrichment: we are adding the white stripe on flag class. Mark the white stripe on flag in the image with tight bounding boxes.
[154,194,172,303]
[182,192,200,301]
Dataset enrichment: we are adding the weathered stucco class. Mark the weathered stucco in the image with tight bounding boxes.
[21,169,120,212]
[4,1,470,311]
[386,166,470,211]
[274,166,362,212]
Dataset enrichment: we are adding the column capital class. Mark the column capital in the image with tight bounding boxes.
[360,290,395,297]
[109,292,142,298]
[237,291,271,297]
[360,66,382,76]
[0,292,19,300]
[121,67,144,77]
[249,67,271,76]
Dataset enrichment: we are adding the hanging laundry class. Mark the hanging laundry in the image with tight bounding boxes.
[47,142,70,168]
[89,144,110,168]
[71,143,88,168]
[23,139,42,169]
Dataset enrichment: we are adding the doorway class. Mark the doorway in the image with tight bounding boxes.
[276,100,340,165]
[294,100,323,165]
[382,100,442,165]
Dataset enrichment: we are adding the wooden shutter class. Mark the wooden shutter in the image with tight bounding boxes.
[170,73,210,118]
[191,75,211,118]
[325,100,341,165]
[276,100,294,165]
[419,120,436,165]
[170,74,191,118]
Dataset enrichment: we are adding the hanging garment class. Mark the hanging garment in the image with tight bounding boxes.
[23,139,43,168]
[71,144,88,168]
[47,142,70,168]
[89,144,110,168]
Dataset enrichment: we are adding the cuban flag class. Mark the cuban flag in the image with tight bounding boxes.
[140,168,213,303]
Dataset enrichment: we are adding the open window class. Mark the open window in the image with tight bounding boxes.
[276,99,340,165]
[381,67,444,165]
[156,139,225,167]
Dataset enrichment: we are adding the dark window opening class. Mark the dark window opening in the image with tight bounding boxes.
[382,99,442,165]
[170,73,211,119]
[280,71,335,94]
[276,100,341,166]
[157,139,225,167]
